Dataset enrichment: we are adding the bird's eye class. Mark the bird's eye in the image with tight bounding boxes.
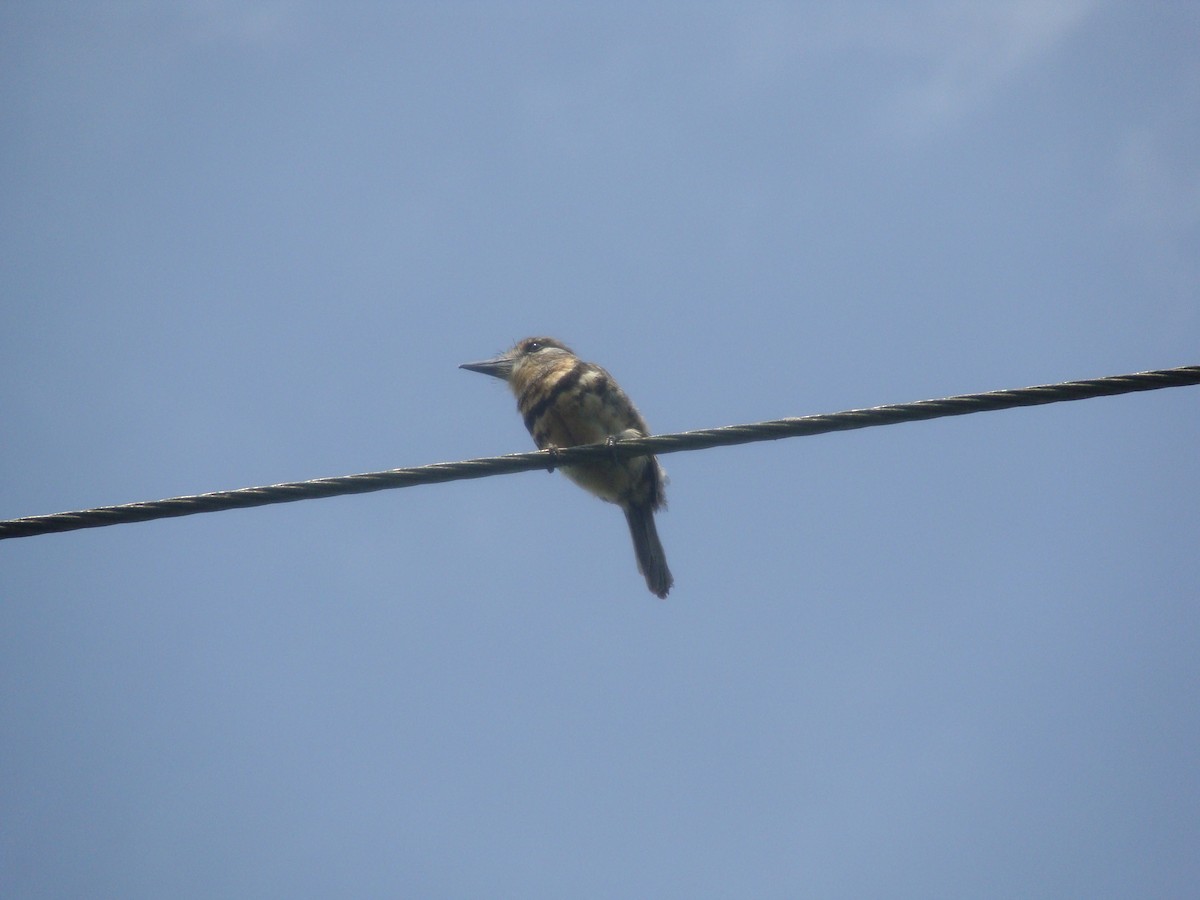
[526,340,542,352]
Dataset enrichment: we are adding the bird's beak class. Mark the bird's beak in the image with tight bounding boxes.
[459,352,515,381]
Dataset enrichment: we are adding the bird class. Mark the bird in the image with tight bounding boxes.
[460,337,673,598]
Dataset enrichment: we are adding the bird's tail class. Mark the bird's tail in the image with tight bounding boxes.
[624,504,673,599]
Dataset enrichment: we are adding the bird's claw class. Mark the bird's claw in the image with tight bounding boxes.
[606,429,641,463]
[605,434,621,464]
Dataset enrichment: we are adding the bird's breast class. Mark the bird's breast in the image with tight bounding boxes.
[511,357,656,506]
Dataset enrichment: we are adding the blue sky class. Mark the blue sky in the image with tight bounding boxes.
[2,2,1198,896]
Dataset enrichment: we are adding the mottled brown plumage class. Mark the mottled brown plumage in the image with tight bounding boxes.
[461,337,673,598]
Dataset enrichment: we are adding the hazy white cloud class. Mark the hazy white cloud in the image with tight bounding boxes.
[730,0,1097,141]
[1116,128,1200,232]
[181,0,304,47]
[1113,124,1200,297]
[881,0,1097,141]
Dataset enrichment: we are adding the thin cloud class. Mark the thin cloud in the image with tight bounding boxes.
[1113,124,1200,298]
[729,1,1097,142]
[182,0,304,47]
[880,0,1097,141]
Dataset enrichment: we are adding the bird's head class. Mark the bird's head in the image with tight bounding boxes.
[459,337,575,382]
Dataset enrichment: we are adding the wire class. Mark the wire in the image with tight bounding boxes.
[2,364,1197,541]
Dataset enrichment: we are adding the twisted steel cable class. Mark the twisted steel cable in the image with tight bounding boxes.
[2,364,1197,541]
